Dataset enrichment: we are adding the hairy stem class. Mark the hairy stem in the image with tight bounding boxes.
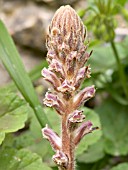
[111,40,128,100]
[61,114,75,170]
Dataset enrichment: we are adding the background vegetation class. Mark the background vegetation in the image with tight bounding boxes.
[0,0,128,169]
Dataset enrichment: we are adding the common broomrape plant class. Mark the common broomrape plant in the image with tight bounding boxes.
[42,5,98,170]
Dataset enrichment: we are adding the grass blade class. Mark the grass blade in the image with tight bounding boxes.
[0,20,49,127]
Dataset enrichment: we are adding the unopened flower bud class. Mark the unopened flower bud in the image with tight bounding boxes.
[49,5,85,51]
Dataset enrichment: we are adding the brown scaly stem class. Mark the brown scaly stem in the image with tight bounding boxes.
[61,98,75,170]
[41,5,98,170]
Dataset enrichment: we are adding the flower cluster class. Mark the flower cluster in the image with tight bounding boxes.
[42,5,98,170]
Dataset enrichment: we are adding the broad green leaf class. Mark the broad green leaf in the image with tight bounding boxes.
[0,87,29,144]
[0,20,49,127]
[10,130,51,159]
[0,147,52,170]
[77,138,105,163]
[14,109,54,160]
[28,107,59,159]
[110,163,128,170]
[96,99,128,156]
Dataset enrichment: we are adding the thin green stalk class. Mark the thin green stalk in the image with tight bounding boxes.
[110,40,128,100]
[0,20,50,128]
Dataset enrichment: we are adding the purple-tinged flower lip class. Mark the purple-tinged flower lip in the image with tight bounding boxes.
[52,150,68,168]
[43,92,58,107]
[57,79,75,93]
[68,110,85,123]
[49,59,65,78]
[41,67,61,90]
[42,124,61,151]
[67,110,86,132]
[74,66,91,89]
[43,92,65,115]
[86,86,95,98]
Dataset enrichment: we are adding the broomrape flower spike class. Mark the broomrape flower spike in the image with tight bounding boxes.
[42,5,98,170]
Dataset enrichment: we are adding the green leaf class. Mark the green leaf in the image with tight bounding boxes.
[76,107,102,156]
[115,0,127,6]
[77,154,111,170]
[77,138,105,163]
[96,99,128,156]
[14,108,54,160]
[28,112,54,159]
[0,87,29,144]
[0,133,5,145]
[107,87,128,105]
[0,147,52,170]
[0,20,49,127]
[110,163,128,170]
[89,36,128,74]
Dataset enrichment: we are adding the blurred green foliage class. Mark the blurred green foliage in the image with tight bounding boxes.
[0,0,128,169]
